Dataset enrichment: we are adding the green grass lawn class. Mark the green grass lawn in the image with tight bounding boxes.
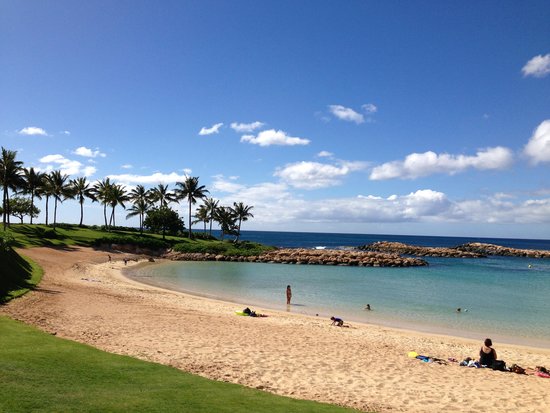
[0,317,359,413]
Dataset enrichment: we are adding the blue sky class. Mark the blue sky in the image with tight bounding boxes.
[1,0,549,239]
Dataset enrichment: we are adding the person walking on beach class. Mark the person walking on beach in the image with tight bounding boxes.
[286,285,292,305]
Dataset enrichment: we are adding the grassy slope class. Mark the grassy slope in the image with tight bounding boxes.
[0,248,42,303]
[0,317,358,413]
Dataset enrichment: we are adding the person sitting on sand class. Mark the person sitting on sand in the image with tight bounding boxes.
[479,338,497,367]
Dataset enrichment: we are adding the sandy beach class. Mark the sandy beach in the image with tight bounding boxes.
[2,246,550,413]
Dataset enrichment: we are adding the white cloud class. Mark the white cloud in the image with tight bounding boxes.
[240,129,310,146]
[362,103,378,113]
[121,164,133,169]
[370,147,514,180]
[198,123,224,135]
[328,105,364,124]
[522,54,550,78]
[317,151,334,158]
[38,154,95,177]
[524,119,550,164]
[83,166,97,176]
[73,146,106,158]
[274,160,367,189]
[230,121,265,133]
[106,172,188,185]
[18,126,48,136]
[62,130,71,135]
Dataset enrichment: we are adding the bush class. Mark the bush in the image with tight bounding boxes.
[0,230,15,252]
[94,235,169,250]
[172,242,229,254]
[171,240,274,256]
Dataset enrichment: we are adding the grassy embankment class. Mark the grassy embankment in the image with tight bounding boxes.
[1,224,361,412]
[0,317,358,413]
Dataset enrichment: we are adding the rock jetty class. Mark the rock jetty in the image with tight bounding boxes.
[163,248,428,267]
[359,241,486,258]
[455,243,550,258]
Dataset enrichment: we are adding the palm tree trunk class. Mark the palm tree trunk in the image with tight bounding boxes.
[209,213,213,236]
[5,194,10,226]
[2,189,7,230]
[45,195,49,225]
[188,201,192,238]
[53,197,58,229]
[103,204,108,230]
[79,198,84,226]
[235,219,242,242]
[30,192,35,224]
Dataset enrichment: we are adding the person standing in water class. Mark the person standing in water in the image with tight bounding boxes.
[286,285,292,305]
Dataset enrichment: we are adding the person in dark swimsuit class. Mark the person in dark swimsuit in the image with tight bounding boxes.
[479,338,497,366]
[286,285,292,305]
[330,316,344,326]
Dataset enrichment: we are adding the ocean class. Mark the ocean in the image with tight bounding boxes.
[127,231,550,348]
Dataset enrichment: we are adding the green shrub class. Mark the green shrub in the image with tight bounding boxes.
[94,235,169,250]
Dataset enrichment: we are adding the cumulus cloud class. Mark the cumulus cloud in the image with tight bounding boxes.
[274,160,368,189]
[208,174,550,229]
[524,119,550,164]
[362,103,378,113]
[73,146,106,158]
[522,54,550,78]
[38,154,96,177]
[230,121,265,133]
[370,147,513,180]
[199,123,224,135]
[240,129,310,146]
[18,126,48,136]
[317,151,334,158]
[328,105,364,124]
[106,172,188,185]
[121,164,133,169]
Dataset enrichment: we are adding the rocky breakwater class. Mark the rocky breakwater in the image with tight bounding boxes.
[163,248,428,267]
[359,241,486,258]
[456,243,550,258]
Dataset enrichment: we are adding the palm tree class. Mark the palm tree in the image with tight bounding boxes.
[193,204,209,233]
[175,176,209,238]
[203,197,219,236]
[214,206,237,240]
[49,170,74,229]
[23,167,45,224]
[231,202,254,242]
[149,184,176,208]
[128,185,150,234]
[126,198,150,234]
[93,178,114,229]
[70,177,95,226]
[0,147,25,229]
[108,184,128,228]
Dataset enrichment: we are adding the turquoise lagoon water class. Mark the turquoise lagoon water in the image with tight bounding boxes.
[128,252,550,348]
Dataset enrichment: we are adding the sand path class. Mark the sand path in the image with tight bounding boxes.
[2,246,549,412]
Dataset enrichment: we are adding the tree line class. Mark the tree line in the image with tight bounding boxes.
[0,147,254,240]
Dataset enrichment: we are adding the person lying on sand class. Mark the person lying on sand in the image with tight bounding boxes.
[242,307,267,317]
[330,316,350,327]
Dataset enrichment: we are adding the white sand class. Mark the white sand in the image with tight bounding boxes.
[2,246,550,413]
